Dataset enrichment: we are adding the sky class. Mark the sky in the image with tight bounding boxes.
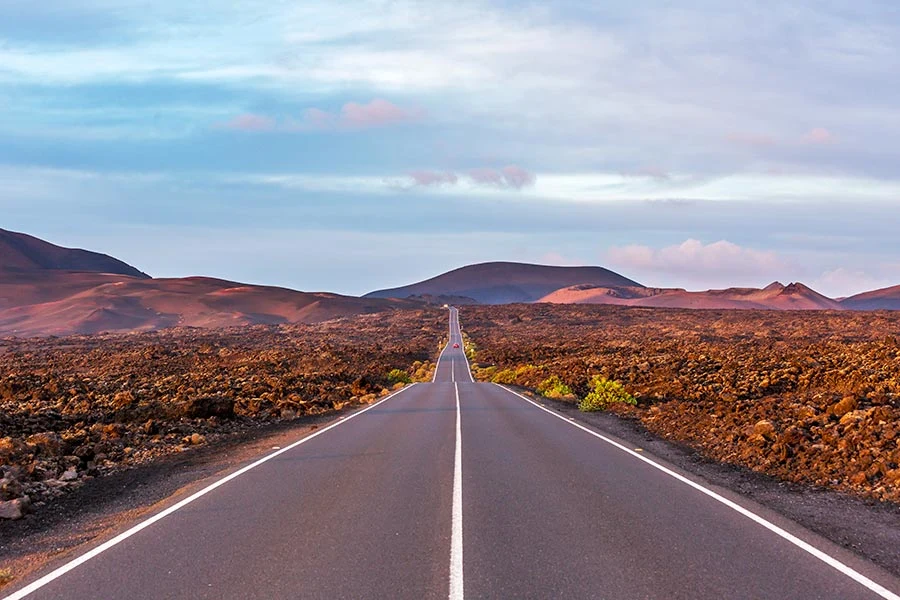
[1,0,899,297]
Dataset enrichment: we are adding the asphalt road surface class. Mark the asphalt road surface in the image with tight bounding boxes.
[5,308,900,599]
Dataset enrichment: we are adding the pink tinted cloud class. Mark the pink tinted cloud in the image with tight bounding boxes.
[500,165,536,189]
[303,99,422,131]
[404,165,535,190]
[402,165,536,191]
[467,165,536,189]
[468,167,505,186]
[341,99,420,128]
[409,170,459,186]
[803,127,836,145]
[223,100,421,134]
[606,239,786,277]
[221,113,276,132]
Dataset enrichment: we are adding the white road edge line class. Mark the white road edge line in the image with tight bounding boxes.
[449,382,464,600]
[2,383,420,600]
[496,384,900,600]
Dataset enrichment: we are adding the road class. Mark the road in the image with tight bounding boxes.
[5,307,900,599]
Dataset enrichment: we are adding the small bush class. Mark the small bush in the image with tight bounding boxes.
[579,377,635,412]
[410,361,435,382]
[537,375,575,400]
[491,369,517,385]
[463,339,477,361]
[473,365,497,382]
[387,369,411,385]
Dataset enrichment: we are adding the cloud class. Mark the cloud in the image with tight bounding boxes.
[219,100,420,134]
[498,165,536,189]
[302,99,421,130]
[606,239,786,278]
[401,165,536,190]
[803,127,836,145]
[408,170,459,187]
[811,266,900,298]
[468,166,536,189]
[220,113,276,132]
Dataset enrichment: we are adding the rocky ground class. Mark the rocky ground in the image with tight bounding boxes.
[0,309,445,521]
[460,304,900,503]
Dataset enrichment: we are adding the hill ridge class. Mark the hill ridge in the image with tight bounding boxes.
[0,228,150,279]
[366,261,643,304]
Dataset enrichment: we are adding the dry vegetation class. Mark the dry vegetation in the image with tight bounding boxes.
[461,304,900,503]
[0,309,445,518]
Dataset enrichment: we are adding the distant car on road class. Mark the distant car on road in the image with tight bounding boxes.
[453,343,460,348]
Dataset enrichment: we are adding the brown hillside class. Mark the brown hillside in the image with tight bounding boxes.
[0,274,416,337]
[841,285,900,311]
[0,228,149,278]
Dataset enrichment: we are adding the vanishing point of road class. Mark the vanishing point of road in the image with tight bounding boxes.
[5,308,900,599]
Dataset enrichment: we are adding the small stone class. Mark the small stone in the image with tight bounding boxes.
[832,396,858,418]
[190,433,205,445]
[59,467,79,482]
[0,496,31,520]
[753,420,776,439]
[25,432,63,456]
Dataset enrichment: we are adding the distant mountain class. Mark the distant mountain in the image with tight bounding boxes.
[0,228,149,279]
[840,285,900,310]
[540,281,842,311]
[0,230,415,337]
[0,276,415,337]
[365,262,643,304]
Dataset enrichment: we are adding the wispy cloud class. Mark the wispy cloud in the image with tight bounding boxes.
[408,171,459,187]
[335,99,422,129]
[299,99,422,130]
[606,239,787,279]
[217,100,421,133]
[402,166,536,190]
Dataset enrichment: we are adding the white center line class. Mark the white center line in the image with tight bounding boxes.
[449,382,464,600]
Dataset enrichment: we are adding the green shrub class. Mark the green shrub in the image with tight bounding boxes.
[474,365,497,382]
[387,369,412,385]
[579,377,635,411]
[537,375,575,400]
[514,364,539,381]
[491,369,517,385]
